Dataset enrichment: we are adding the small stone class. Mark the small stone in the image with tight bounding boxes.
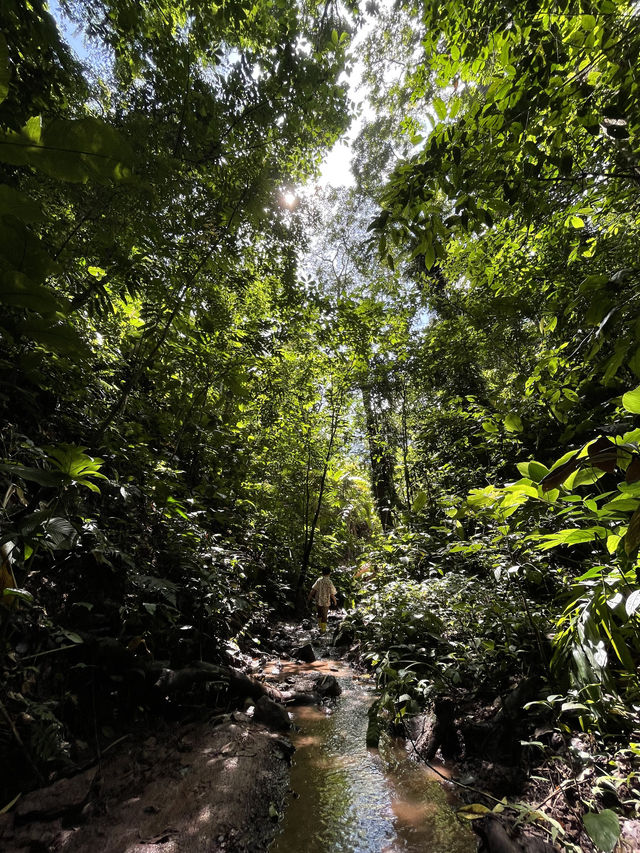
[15,768,98,821]
[232,711,251,723]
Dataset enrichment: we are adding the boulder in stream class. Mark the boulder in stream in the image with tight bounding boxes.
[333,622,355,647]
[314,674,341,698]
[254,695,292,731]
[405,698,461,761]
[294,643,316,663]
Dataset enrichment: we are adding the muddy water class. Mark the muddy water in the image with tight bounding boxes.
[270,658,475,853]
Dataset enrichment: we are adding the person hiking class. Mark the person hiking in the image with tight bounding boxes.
[307,568,337,634]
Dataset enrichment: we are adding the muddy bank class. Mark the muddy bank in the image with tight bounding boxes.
[0,622,343,853]
[1,713,292,853]
[4,619,545,853]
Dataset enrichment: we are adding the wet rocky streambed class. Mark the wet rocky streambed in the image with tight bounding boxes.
[269,655,475,853]
[8,621,637,851]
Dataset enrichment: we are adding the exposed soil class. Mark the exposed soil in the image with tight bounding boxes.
[1,712,293,853]
[0,621,335,853]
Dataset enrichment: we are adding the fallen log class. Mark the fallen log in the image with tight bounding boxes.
[154,662,287,703]
[228,667,287,703]
[404,698,460,761]
[153,662,321,708]
[473,815,557,853]
[154,661,227,693]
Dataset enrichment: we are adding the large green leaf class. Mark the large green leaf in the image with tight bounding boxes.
[0,185,43,223]
[504,412,523,433]
[516,460,549,482]
[433,96,447,121]
[41,117,133,182]
[2,588,34,606]
[582,810,620,853]
[0,117,132,183]
[44,445,107,481]
[0,271,60,315]
[43,517,78,549]
[0,220,59,285]
[18,317,88,356]
[411,491,428,513]
[0,464,63,487]
[531,527,607,550]
[17,508,59,537]
[622,386,640,415]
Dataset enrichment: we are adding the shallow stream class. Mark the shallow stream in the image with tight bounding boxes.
[269,657,476,853]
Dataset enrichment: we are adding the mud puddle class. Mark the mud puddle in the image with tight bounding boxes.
[270,658,475,853]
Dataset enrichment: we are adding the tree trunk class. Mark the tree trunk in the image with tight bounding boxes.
[400,376,413,520]
[361,382,399,533]
[295,421,335,610]
[295,379,346,610]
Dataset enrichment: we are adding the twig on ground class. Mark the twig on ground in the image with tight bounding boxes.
[0,696,45,784]
[533,779,575,812]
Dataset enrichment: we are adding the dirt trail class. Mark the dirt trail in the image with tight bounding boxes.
[0,621,344,853]
[2,712,292,853]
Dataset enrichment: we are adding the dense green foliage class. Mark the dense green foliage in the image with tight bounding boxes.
[0,0,373,799]
[337,1,640,846]
[2,0,640,846]
[352,0,640,723]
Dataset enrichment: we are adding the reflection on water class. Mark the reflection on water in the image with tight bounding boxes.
[270,660,475,853]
